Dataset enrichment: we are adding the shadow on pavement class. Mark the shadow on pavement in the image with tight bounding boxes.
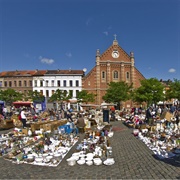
[152,154,180,168]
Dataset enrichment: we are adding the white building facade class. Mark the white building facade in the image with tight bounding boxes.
[32,70,84,98]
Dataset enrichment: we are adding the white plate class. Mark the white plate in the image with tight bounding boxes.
[72,152,80,156]
[77,159,85,165]
[86,153,94,157]
[79,154,86,158]
[103,159,115,166]
[106,158,114,162]
[71,155,79,161]
[85,157,93,161]
[93,158,101,161]
[94,161,102,166]
[86,160,93,166]
[58,149,67,154]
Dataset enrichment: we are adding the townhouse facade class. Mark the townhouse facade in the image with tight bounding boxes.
[33,69,84,99]
[0,69,85,100]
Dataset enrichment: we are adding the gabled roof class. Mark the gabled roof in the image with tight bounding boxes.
[45,69,84,75]
[99,39,131,63]
[33,70,47,76]
[0,69,84,77]
[0,70,36,77]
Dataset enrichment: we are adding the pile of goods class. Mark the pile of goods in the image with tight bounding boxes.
[66,125,115,166]
[0,120,78,167]
[132,112,180,159]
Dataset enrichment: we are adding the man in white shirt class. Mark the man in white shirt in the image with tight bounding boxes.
[21,108,27,128]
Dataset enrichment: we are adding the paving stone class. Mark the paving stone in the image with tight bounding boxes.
[0,121,180,179]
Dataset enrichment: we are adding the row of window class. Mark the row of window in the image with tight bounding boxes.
[0,71,130,88]
[102,71,130,79]
[35,80,79,87]
[43,89,80,98]
[1,80,32,87]
[0,80,80,88]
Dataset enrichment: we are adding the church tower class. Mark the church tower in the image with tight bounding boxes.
[82,35,145,107]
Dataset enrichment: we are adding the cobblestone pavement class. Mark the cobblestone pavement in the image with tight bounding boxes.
[0,121,179,179]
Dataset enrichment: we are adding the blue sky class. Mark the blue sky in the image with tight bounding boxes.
[0,0,179,81]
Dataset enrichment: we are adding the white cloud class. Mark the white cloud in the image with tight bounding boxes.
[66,52,72,58]
[103,31,108,36]
[168,68,176,73]
[39,56,54,64]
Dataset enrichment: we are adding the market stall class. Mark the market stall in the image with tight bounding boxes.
[66,125,115,166]
[0,119,77,167]
[122,110,180,159]
[0,109,116,167]
[13,101,33,108]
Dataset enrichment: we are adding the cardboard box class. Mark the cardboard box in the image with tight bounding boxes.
[43,123,54,132]
[160,111,173,121]
[139,124,147,130]
[22,128,29,135]
[84,128,92,132]
[30,119,67,132]
[31,120,51,132]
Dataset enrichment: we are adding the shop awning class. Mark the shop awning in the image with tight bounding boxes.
[13,101,33,107]
[80,104,100,107]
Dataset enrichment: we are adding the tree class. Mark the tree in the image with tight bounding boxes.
[25,90,45,102]
[0,88,23,105]
[132,78,164,107]
[102,81,133,109]
[49,89,72,109]
[76,90,95,104]
[165,79,180,102]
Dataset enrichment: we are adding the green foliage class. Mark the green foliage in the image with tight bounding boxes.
[77,90,95,104]
[102,81,133,104]
[132,78,164,106]
[25,90,45,102]
[49,89,72,102]
[0,88,23,105]
[165,79,180,101]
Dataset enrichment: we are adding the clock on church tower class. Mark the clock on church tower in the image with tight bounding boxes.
[112,50,119,58]
[112,34,119,58]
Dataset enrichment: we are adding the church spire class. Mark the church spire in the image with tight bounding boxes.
[113,34,118,45]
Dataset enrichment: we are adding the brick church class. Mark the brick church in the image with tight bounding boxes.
[82,36,145,108]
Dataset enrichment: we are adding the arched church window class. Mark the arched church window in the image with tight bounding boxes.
[113,71,118,79]
[102,71,106,79]
[126,72,130,80]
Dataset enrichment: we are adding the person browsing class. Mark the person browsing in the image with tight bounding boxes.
[21,108,28,128]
